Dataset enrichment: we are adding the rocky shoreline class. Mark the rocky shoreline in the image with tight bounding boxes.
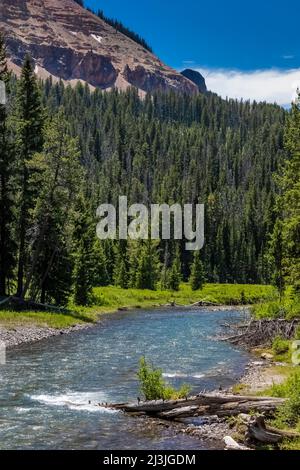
[237,358,287,393]
[0,323,95,349]
[174,357,287,446]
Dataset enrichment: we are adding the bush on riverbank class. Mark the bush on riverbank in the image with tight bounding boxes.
[252,291,300,320]
[269,370,300,429]
[137,357,191,401]
[272,336,290,355]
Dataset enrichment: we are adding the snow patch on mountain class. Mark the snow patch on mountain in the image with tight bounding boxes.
[91,34,103,44]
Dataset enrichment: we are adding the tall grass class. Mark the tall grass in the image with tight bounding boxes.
[269,370,300,428]
[252,287,300,319]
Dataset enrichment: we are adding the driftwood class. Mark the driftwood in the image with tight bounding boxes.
[188,300,219,307]
[222,319,300,347]
[0,296,12,306]
[159,406,199,419]
[239,414,300,444]
[106,393,285,419]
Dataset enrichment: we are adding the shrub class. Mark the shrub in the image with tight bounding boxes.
[137,357,191,401]
[240,290,247,305]
[272,336,290,355]
[252,290,300,320]
[252,301,284,319]
[271,370,300,427]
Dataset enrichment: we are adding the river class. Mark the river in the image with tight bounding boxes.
[0,307,250,449]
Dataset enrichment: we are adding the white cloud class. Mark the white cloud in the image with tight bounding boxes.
[197,68,300,105]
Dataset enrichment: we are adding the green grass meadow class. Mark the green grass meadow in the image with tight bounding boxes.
[0,283,275,328]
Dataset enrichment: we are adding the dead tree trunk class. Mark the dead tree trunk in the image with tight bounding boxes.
[106,393,285,419]
[241,415,300,444]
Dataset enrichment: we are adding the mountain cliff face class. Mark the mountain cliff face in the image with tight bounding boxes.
[0,0,199,95]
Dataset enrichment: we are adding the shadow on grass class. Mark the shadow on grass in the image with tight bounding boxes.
[0,296,96,324]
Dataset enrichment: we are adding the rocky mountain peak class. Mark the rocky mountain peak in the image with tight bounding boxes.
[181,69,207,93]
[0,0,200,95]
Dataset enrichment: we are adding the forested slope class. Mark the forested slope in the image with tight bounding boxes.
[42,80,286,285]
[0,41,290,304]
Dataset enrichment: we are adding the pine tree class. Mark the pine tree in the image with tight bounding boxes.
[0,33,16,296]
[167,247,182,291]
[160,242,170,290]
[190,251,205,291]
[73,197,95,306]
[92,240,110,286]
[25,113,83,303]
[30,225,73,306]
[268,220,285,300]
[135,241,160,290]
[114,241,129,289]
[114,257,129,289]
[14,55,43,298]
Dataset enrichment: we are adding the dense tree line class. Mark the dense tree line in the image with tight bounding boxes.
[1,33,296,306]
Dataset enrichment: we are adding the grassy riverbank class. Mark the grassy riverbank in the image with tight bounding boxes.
[0,283,275,328]
[252,289,300,320]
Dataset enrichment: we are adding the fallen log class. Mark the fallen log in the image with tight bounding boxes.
[159,406,199,419]
[188,300,219,307]
[106,393,285,419]
[247,416,283,444]
[0,296,12,306]
[266,424,300,439]
[240,415,300,444]
[5,296,69,313]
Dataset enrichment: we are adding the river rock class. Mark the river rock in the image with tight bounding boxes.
[261,352,274,360]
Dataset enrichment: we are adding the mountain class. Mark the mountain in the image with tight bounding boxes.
[0,0,198,95]
[181,69,207,93]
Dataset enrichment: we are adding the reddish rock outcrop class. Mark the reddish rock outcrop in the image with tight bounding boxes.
[0,0,199,95]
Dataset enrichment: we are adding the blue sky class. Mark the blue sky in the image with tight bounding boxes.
[85,0,300,104]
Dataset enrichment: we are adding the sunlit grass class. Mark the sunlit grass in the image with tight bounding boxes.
[252,286,300,319]
[88,283,276,310]
[0,309,92,328]
[0,283,275,328]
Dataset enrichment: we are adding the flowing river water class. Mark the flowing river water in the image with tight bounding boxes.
[0,307,250,449]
